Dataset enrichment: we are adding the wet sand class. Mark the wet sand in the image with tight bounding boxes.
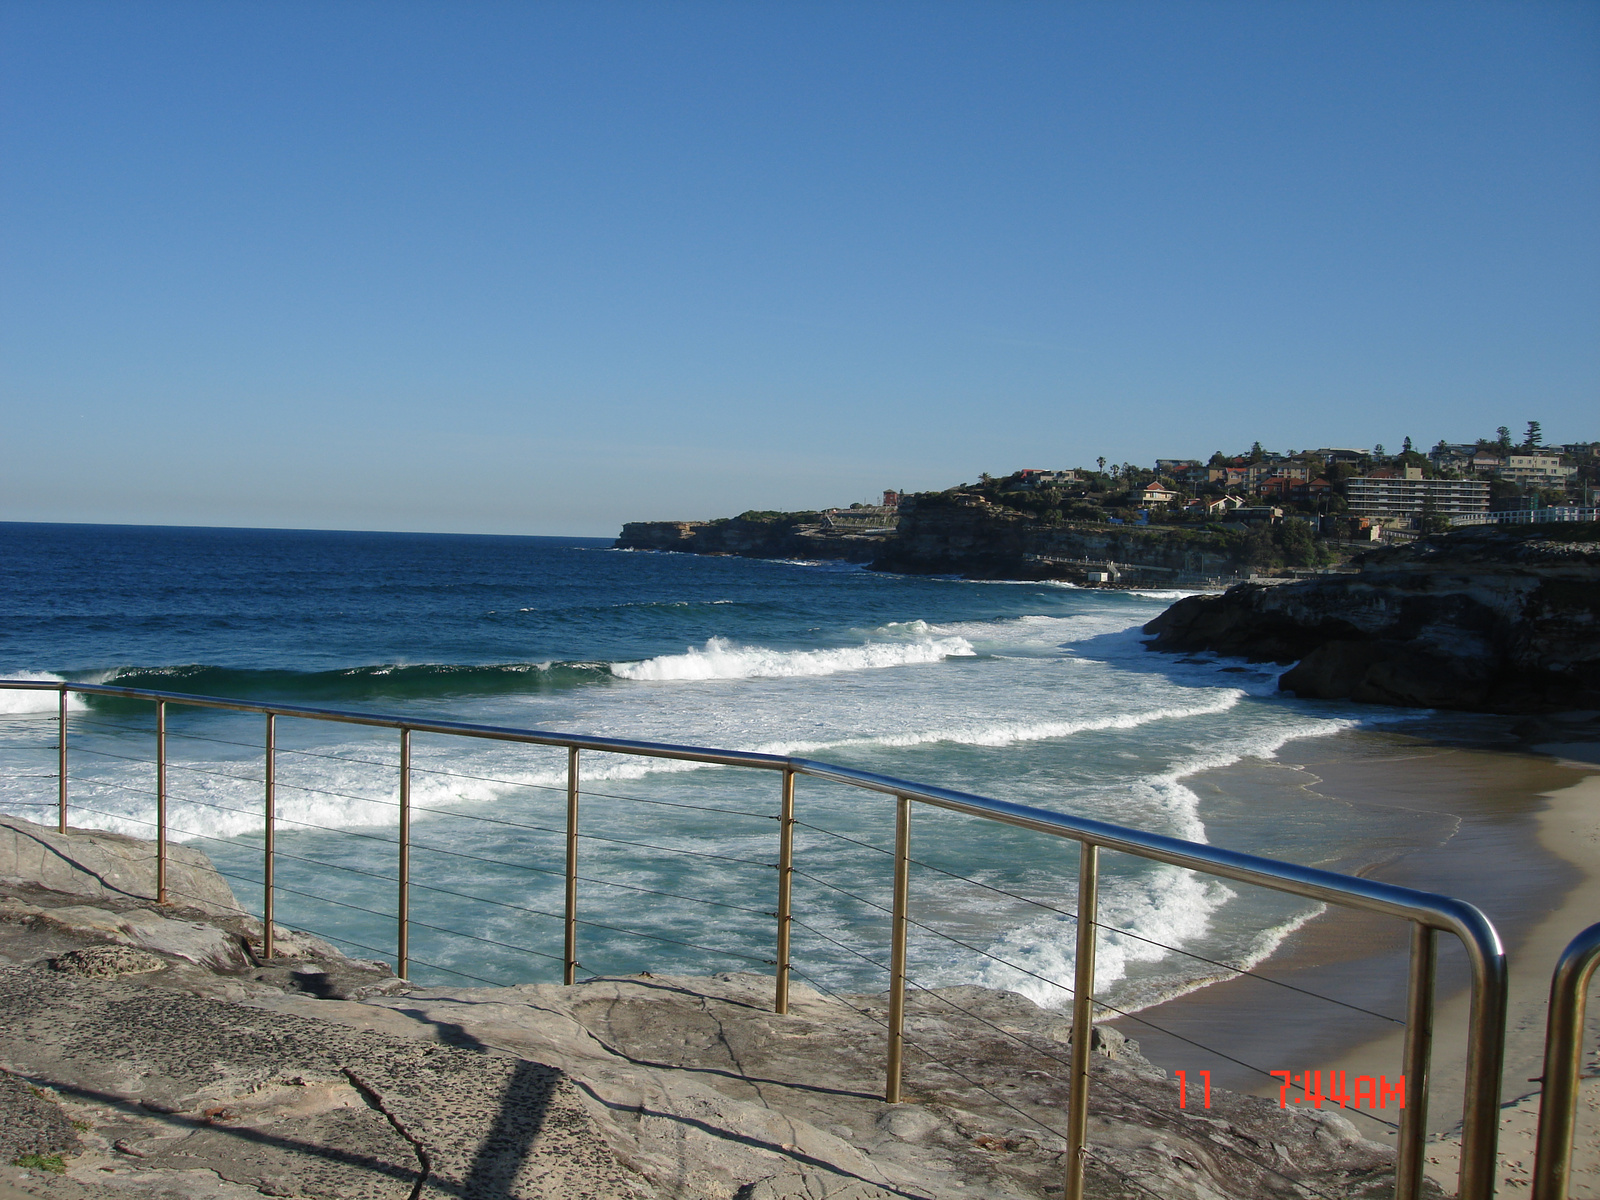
[1107,726,1600,1193]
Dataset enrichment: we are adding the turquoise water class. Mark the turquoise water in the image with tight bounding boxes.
[0,522,1435,1010]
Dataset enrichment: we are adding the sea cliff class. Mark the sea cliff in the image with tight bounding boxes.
[617,513,884,562]
[874,492,1257,579]
[1142,523,1600,713]
[618,493,1317,582]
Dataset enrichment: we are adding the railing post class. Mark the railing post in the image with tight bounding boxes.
[1459,928,1509,1200]
[564,745,579,985]
[1532,922,1600,1200]
[57,685,68,833]
[1065,841,1099,1200]
[263,713,276,961]
[397,727,411,980]
[1395,923,1435,1200]
[775,767,795,1015]
[885,794,911,1103]
[155,699,167,905]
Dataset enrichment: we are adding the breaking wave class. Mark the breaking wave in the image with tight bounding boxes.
[610,635,976,681]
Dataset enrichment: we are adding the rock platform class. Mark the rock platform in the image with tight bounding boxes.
[0,815,1412,1199]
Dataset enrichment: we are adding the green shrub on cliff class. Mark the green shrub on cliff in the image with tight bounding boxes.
[728,510,822,526]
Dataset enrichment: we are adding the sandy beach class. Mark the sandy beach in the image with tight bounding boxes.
[1108,723,1600,1196]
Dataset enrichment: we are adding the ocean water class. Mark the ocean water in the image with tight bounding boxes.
[0,522,1439,1013]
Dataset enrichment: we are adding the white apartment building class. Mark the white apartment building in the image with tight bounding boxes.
[1346,468,1490,521]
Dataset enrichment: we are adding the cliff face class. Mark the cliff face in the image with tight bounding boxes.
[1143,524,1600,713]
[873,494,1248,578]
[616,517,884,562]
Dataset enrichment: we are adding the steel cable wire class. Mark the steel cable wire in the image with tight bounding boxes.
[900,967,1399,1144]
[72,784,775,918]
[792,819,894,857]
[789,962,1362,1200]
[904,853,1402,1026]
[783,880,1397,1132]
[403,919,565,963]
[796,815,1401,1027]
[67,760,776,873]
[13,767,780,977]
[49,715,1403,1132]
[55,786,1399,1081]
[67,714,773,818]
[149,787,1400,1118]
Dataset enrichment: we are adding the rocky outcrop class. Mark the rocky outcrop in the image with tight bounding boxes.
[0,965,639,1200]
[0,819,1414,1200]
[1144,524,1600,712]
[616,517,884,562]
[0,814,241,914]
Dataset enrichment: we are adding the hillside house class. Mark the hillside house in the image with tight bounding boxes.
[1006,469,1080,491]
[1140,482,1179,508]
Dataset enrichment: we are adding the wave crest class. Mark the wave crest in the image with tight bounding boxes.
[610,635,976,682]
[0,672,85,713]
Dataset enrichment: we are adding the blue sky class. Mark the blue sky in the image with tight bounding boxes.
[2,1,1595,535]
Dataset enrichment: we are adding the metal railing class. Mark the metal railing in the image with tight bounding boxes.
[1533,922,1600,1200]
[1451,507,1599,526]
[0,678,1509,1200]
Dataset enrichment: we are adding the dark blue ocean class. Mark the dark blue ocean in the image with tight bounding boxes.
[0,522,1441,1010]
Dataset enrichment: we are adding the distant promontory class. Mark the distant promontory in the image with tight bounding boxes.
[615,477,1357,585]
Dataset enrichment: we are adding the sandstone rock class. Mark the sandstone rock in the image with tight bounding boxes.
[0,824,1421,1200]
[48,945,168,977]
[0,1071,80,1168]
[0,815,241,914]
[35,905,247,971]
[874,1105,942,1141]
[0,965,644,1200]
[1145,524,1600,713]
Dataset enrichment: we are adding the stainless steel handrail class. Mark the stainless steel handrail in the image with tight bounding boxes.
[2,678,1508,1200]
[1532,922,1600,1200]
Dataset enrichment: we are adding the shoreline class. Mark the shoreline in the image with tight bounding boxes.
[1107,722,1600,1165]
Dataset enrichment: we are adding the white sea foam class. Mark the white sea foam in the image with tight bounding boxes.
[943,712,1359,1007]
[817,691,1246,752]
[967,866,1234,1007]
[0,672,86,714]
[0,579,1387,1019]
[610,635,975,681]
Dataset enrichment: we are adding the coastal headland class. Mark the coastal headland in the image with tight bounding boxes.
[616,484,1355,585]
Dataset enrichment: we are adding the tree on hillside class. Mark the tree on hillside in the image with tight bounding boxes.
[1097,457,1107,473]
[1248,441,1264,462]
[1403,436,1413,454]
[1497,426,1513,452]
[1374,444,1386,460]
[1525,421,1543,449]
[1208,451,1227,467]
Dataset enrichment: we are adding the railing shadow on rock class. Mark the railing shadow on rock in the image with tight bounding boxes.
[0,677,1518,1200]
